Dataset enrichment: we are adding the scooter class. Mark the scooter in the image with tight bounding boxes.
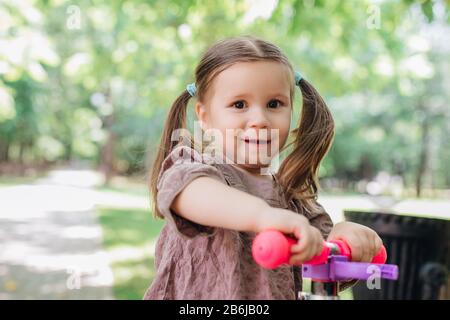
[252,229,399,300]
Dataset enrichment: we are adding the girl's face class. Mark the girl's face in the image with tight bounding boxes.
[195,61,293,175]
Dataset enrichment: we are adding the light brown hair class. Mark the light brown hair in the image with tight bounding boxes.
[150,35,334,218]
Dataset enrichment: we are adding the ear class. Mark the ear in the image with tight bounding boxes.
[195,102,209,130]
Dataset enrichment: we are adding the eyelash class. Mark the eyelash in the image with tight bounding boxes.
[230,99,285,109]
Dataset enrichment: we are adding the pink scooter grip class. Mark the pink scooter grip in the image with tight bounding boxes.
[252,229,387,269]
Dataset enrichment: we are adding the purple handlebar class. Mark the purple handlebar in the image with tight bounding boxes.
[302,255,399,281]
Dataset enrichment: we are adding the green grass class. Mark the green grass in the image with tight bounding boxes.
[301,278,353,300]
[0,175,40,187]
[95,176,149,197]
[96,185,149,198]
[97,207,164,300]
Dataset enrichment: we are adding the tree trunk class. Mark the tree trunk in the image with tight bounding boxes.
[415,107,431,198]
[0,138,9,162]
[359,153,374,180]
[100,87,115,185]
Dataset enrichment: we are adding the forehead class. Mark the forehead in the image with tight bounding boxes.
[206,61,293,101]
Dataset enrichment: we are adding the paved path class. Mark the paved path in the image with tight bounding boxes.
[0,169,116,299]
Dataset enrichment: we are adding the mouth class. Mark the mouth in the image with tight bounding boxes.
[242,138,271,145]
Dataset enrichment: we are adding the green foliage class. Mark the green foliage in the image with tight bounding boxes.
[0,0,449,189]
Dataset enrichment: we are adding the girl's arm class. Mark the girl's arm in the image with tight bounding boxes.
[171,176,323,262]
[172,176,280,233]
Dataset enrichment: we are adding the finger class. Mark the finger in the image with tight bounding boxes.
[295,228,311,254]
[347,235,363,262]
[291,244,301,253]
[289,253,303,266]
[290,226,304,253]
[296,242,314,262]
[374,235,383,253]
[291,226,324,262]
[299,237,319,262]
[291,241,317,263]
[305,232,323,261]
[310,241,321,259]
[289,247,313,265]
[290,237,305,253]
[306,229,323,261]
[312,230,324,257]
[368,233,379,262]
[291,243,307,254]
[305,242,323,263]
[290,231,311,261]
[370,235,378,260]
[359,233,372,262]
[370,235,384,261]
[293,224,306,241]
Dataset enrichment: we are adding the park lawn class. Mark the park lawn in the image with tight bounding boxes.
[96,177,149,197]
[97,207,164,300]
[302,279,353,300]
[340,286,353,300]
[0,175,41,187]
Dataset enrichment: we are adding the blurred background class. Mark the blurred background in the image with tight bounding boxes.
[0,0,449,300]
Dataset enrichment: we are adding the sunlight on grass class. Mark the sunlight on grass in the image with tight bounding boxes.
[340,288,354,300]
[96,176,149,197]
[0,176,40,187]
[301,278,354,300]
[97,207,164,299]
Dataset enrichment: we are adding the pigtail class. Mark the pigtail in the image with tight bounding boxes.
[277,79,335,213]
[150,90,193,218]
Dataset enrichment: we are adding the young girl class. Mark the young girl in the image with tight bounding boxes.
[144,35,383,300]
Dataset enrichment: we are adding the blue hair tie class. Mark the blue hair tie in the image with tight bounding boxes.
[294,71,303,86]
[186,83,197,97]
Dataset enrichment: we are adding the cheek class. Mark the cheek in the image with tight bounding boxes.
[210,114,244,142]
[210,109,240,127]
[278,126,290,146]
[272,116,291,146]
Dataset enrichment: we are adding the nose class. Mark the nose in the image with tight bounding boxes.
[247,106,270,129]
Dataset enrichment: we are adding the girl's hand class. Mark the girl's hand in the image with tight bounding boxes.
[258,207,324,265]
[288,218,324,265]
[327,221,383,262]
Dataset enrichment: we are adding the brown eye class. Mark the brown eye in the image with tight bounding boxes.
[267,99,282,109]
[232,101,246,109]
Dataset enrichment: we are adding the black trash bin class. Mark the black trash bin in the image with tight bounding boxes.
[344,210,450,300]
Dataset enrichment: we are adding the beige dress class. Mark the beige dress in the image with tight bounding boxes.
[144,145,354,300]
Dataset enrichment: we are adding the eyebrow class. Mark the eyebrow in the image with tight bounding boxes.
[273,94,290,101]
[226,93,289,101]
[225,93,250,100]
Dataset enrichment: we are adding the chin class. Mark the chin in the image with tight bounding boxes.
[238,156,273,168]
